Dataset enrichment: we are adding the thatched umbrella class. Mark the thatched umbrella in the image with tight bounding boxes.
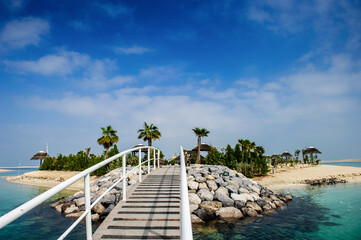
[30,151,49,166]
[281,151,293,158]
[304,146,322,163]
[131,144,148,155]
[191,143,211,152]
[304,146,322,154]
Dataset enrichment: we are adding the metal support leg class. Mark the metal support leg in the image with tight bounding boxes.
[157,149,160,168]
[148,148,150,173]
[122,154,126,201]
[138,149,142,182]
[84,173,92,240]
[153,149,156,170]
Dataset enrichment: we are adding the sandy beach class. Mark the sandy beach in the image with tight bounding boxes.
[7,171,98,191]
[255,164,361,190]
[0,169,12,172]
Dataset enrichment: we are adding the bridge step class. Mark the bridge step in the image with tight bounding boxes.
[93,166,182,240]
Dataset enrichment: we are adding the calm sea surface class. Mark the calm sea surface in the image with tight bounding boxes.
[1,164,361,240]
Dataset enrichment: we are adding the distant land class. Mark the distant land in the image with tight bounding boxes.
[322,159,361,163]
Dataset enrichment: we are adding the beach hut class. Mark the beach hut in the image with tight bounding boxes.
[30,151,49,166]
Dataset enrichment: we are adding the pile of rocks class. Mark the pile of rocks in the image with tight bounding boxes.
[187,165,292,223]
[51,167,148,221]
[301,177,347,186]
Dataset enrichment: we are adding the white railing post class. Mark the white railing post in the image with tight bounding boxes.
[84,173,92,240]
[147,148,150,173]
[138,149,142,182]
[180,146,193,240]
[122,154,126,201]
[153,149,156,170]
[158,149,160,168]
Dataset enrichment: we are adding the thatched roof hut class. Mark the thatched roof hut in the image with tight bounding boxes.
[304,146,322,154]
[30,151,49,166]
[281,151,293,158]
[131,144,149,154]
[191,143,211,152]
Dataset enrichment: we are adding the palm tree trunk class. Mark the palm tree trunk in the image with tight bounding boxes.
[196,136,201,164]
[148,139,152,146]
[105,148,109,159]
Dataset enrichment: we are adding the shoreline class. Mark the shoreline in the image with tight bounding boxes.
[0,166,39,169]
[255,164,361,190]
[6,170,98,191]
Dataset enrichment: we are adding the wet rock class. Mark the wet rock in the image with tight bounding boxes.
[234,200,246,209]
[64,205,78,214]
[241,207,258,217]
[200,201,222,213]
[216,207,243,220]
[93,202,105,214]
[246,202,262,213]
[191,214,204,223]
[194,209,215,222]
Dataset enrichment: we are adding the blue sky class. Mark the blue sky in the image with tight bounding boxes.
[0,0,360,166]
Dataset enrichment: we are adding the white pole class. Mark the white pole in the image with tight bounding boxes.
[180,146,193,240]
[157,149,160,168]
[84,173,92,240]
[138,149,142,182]
[122,154,126,201]
[147,148,150,173]
[153,149,156,170]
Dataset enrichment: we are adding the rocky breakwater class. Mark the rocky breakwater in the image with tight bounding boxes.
[187,165,292,223]
[51,167,147,221]
[301,177,347,186]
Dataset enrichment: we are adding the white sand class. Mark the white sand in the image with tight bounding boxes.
[7,171,98,191]
[0,169,12,172]
[255,164,361,190]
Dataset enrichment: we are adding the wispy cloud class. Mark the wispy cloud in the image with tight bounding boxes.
[94,2,132,18]
[114,45,151,55]
[3,50,90,75]
[69,20,91,31]
[0,17,49,50]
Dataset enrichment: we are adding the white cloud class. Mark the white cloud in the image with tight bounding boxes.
[0,17,49,50]
[3,50,90,75]
[14,53,361,160]
[114,45,151,55]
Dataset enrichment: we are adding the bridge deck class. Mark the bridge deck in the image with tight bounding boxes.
[93,166,181,240]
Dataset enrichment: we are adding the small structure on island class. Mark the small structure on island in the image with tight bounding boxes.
[131,144,148,155]
[304,146,322,163]
[30,151,49,166]
[191,143,211,152]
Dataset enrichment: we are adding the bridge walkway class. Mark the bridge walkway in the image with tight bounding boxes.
[93,165,181,240]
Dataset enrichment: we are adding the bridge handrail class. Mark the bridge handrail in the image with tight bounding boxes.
[0,146,161,240]
[180,146,193,240]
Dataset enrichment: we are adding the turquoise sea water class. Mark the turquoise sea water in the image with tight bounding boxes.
[0,168,88,239]
[1,164,361,239]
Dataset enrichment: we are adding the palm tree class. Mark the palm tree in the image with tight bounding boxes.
[192,127,210,164]
[137,122,162,146]
[97,125,119,159]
